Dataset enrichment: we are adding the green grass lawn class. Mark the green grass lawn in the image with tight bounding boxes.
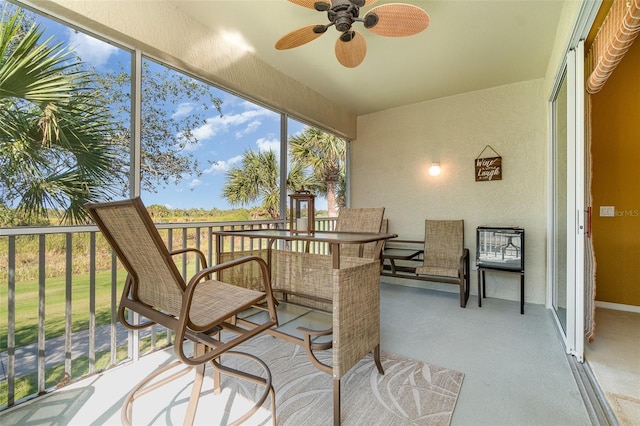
[0,259,184,407]
[0,333,169,407]
[0,268,126,352]
[0,257,202,352]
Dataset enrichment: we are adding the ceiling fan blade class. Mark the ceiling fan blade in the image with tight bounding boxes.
[275,24,325,50]
[364,3,430,37]
[335,30,367,68]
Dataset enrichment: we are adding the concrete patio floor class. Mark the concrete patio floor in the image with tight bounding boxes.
[0,282,592,425]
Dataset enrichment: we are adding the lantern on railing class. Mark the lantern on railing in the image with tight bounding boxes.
[288,188,315,234]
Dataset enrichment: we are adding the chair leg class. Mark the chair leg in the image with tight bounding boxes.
[520,274,525,315]
[459,256,470,308]
[373,345,384,375]
[213,357,222,394]
[210,351,275,426]
[460,276,469,308]
[120,360,193,426]
[185,363,206,426]
[121,346,273,426]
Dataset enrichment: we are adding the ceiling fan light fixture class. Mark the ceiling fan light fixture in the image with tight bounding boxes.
[313,24,328,34]
[339,30,355,42]
[314,1,331,11]
[363,12,378,29]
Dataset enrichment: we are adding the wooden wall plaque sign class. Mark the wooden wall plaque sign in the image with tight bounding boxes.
[475,145,502,181]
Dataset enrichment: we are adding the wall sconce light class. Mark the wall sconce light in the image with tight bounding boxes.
[429,162,441,176]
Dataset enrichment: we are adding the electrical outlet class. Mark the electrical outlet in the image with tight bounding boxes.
[600,206,615,217]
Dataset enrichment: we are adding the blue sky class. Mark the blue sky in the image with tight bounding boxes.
[9,1,325,211]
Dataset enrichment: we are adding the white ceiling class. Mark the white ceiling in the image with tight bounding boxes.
[170,0,565,116]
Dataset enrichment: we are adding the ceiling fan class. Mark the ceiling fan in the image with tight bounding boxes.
[275,0,430,68]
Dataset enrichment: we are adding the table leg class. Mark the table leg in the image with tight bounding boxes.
[520,274,525,315]
[482,270,486,299]
[332,243,340,269]
[477,269,482,307]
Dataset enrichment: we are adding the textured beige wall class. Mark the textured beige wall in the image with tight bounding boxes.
[353,80,548,304]
[35,0,357,139]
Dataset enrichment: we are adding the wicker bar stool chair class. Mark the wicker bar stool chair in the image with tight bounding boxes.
[85,197,278,425]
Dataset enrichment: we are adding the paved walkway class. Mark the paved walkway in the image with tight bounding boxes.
[0,324,156,379]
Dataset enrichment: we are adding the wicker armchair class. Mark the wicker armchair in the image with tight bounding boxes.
[85,198,278,426]
[415,220,470,308]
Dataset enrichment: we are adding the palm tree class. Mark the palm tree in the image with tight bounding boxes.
[221,149,310,219]
[0,6,119,224]
[288,127,346,217]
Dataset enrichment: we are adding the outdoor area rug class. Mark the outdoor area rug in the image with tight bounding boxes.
[0,333,464,425]
[213,334,465,425]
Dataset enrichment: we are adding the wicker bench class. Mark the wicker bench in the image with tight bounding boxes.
[381,224,470,309]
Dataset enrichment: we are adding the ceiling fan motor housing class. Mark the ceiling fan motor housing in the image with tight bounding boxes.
[335,15,354,32]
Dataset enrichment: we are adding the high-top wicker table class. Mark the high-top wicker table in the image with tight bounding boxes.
[213,228,396,425]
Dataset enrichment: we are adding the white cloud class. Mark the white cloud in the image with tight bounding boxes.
[188,178,201,189]
[256,137,279,153]
[205,155,243,174]
[234,120,261,139]
[67,29,117,68]
[173,103,195,119]
[175,138,201,153]
[188,104,276,143]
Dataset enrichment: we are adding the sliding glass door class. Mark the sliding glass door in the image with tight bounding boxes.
[550,42,585,361]
[552,69,569,334]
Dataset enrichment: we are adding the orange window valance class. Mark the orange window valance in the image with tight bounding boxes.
[586,0,640,94]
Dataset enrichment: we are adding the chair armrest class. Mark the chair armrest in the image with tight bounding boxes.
[384,239,424,254]
[296,326,333,350]
[176,255,277,365]
[459,248,469,274]
[298,327,333,374]
[118,275,158,330]
[184,256,276,326]
[182,256,275,329]
[296,326,332,336]
[187,255,272,293]
[170,247,208,270]
[386,239,423,246]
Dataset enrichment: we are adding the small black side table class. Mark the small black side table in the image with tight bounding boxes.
[478,268,525,314]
